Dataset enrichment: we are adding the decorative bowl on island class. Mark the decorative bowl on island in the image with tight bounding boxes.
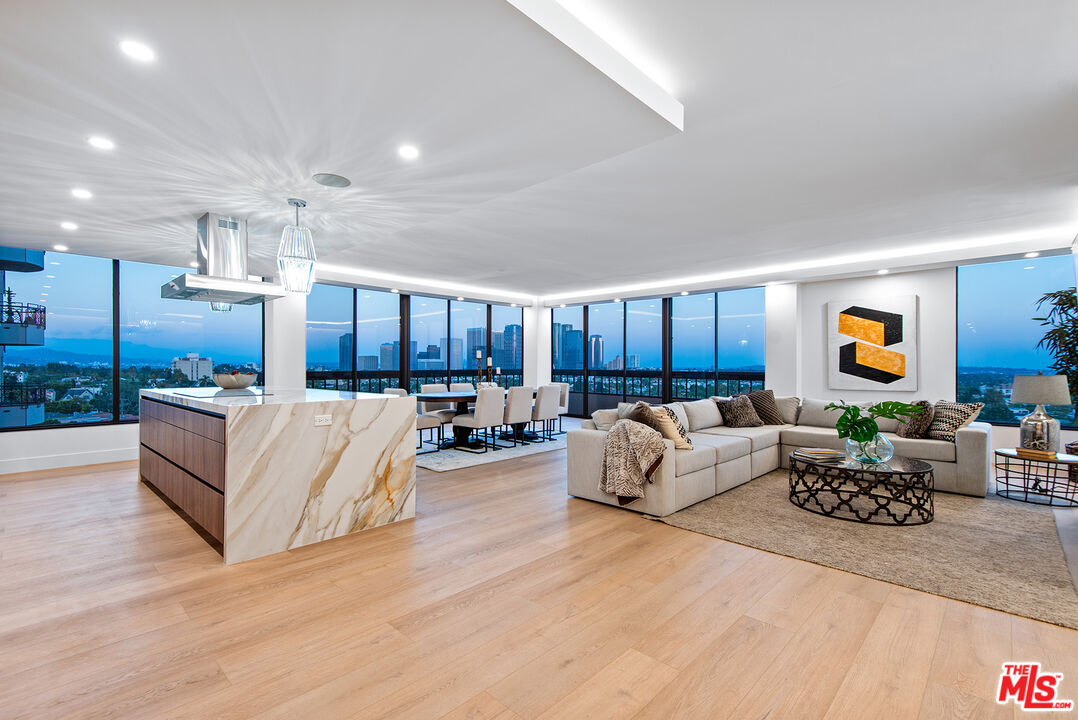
[212,371,257,389]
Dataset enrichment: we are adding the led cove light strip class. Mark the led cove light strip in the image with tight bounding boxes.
[539,225,1078,304]
[317,263,537,304]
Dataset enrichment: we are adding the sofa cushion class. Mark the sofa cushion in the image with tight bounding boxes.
[926,401,984,442]
[797,398,841,427]
[774,396,800,425]
[590,408,619,431]
[674,446,715,476]
[689,432,752,462]
[883,433,956,462]
[716,395,763,428]
[702,425,788,452]
[874,415,899,433]
[654,406,693,449]
[744,389,785,425]
[897,400,935,438]
[682,398,723,431]
[779,425,846,451]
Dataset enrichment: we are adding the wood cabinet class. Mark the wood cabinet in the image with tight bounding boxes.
[139,398,225,544]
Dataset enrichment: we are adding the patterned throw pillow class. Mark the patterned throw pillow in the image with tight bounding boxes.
[896,400,934,439]
[743,389,784,425]
[716,395,764,428]
[654,406,693,449]
[925,401,983,442]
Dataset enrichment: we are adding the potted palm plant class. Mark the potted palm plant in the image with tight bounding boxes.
[825,400,926,463]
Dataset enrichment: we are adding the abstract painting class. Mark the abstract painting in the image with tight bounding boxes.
[827,295,918,391]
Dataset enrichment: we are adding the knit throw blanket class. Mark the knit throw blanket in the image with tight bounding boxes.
[599,419,666,506]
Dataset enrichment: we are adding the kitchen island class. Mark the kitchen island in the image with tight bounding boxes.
[138,387,416,564]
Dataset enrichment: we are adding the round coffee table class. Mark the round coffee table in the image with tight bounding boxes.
[788,454,934,525]
[994,448,1078,507]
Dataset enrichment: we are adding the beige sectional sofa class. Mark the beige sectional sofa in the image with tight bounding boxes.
[566,396,992,517]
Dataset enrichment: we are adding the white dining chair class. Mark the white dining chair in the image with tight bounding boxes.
[451,386,505,453]
[384,387,441,453]
[501,386,535,448]
[553,382,570,434]
[449,382,476,410]
[530,385,561,442]
[419,383,457,425]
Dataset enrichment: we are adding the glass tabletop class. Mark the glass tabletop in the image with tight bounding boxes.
[790,453,933,474]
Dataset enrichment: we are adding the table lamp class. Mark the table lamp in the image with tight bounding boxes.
[1011,373,1070,452]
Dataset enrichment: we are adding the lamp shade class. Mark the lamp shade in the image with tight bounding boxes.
[1011,374,1071,406]
[276,224,316,294]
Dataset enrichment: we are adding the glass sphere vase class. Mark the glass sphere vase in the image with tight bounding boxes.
[846,433,894,464]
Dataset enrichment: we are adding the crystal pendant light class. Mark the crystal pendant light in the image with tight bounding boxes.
[276,198,316,294]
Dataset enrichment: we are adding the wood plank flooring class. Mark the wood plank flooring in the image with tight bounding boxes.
[0,451,1075,719]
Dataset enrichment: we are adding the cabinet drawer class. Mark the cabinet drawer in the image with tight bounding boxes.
[140,398,225,443]
[184,432,224,491]
[140,444,224,544]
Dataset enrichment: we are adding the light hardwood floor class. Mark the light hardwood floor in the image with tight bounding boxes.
[1,451,1075,719]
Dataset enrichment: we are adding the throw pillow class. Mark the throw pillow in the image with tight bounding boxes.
[797,398,840,428]
[682,398,723,431]
[590,408,620,431]
[773,396,801,425]
[653,406,693,449]
[661,402,691,431]
[926,401,983,442]
[744,389,784,425]
[896,400,934,439]
[623,401,664,434]
[716,395,764,428]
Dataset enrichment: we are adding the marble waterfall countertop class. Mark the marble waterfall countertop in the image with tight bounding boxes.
[138,386,391,414]
[138,386,417,563]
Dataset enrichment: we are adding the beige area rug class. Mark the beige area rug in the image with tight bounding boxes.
[416,435,566,472]
[661,470,1078,629]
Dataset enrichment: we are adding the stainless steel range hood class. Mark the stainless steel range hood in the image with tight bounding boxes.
[161,213,285,306]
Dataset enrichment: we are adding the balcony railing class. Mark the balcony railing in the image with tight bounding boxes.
[671,371,765,400]
[1,301,47,329]
[551,369,765,404]
[0,381,47,407]
[305,369,525,394]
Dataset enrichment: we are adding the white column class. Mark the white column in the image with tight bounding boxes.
[764,283,801,396]
[264,292,307,389]
[524,304,551,388]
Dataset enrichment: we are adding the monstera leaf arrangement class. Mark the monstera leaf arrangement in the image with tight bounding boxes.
[825,400,926,442]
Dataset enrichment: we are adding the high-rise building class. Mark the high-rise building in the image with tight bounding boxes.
[338,333,353,371]
[504,324,523,369]
[605,354,624,371]
[171,352,213,382]
[551,322,563,368]
[379,342,396,370]
[356,355,378,371]
[563,329,584,369]
[589,334,604,370]
[439,337,462,370]
[627,354,640,370]
[465,327,485,369]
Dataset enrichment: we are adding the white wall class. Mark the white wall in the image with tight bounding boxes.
[764,283,801,397]
[525,304,551,388]
[0,423,139,475]
[264,291,307,388]
[791,267,956,404]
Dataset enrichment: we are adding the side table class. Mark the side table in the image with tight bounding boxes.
[994,448,1078,507]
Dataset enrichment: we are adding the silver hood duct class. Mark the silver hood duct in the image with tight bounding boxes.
[161,213,285,306]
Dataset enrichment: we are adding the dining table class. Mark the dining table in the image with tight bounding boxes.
[412,389,539,449]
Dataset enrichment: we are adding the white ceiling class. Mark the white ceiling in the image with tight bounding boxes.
[2,0,1077,301]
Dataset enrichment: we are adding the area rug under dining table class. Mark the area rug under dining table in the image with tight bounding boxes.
[659,469,1078,629]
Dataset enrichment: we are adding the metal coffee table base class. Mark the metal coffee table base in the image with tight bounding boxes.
[789,455,934,526]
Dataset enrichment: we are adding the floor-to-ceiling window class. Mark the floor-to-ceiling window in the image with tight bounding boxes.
[449,300,486,384]
[958,255,1077,427]
[586,302,624,412]
[491,304,524,387]
[552,306,585,414]
[716,287,766,396]
[2,251,113,427]
[356,289,400,392]
[410,295,448,391]
[671,293,715,399]
[305,283,354,390]
[118,261,262,418]
[625,298,661,400]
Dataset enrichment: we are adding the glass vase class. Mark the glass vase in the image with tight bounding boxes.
[845,433,894,464]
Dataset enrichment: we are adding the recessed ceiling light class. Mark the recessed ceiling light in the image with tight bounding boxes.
[613,297,621,302]
[877,269,889,275]
[1024,251,1040,258]
[53,244,68,252]
[679,291,689,296]
[390,288,399,293]
[559,303,566,308]
[510,303,518,307]
[398,144,420,160]
[71,188,92,199]
[189,261,198,268]
[312,172,351,188]
[87,136,115,151]
[456,296,464,301]
[60,221,78,231]
[120,39,155,63]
